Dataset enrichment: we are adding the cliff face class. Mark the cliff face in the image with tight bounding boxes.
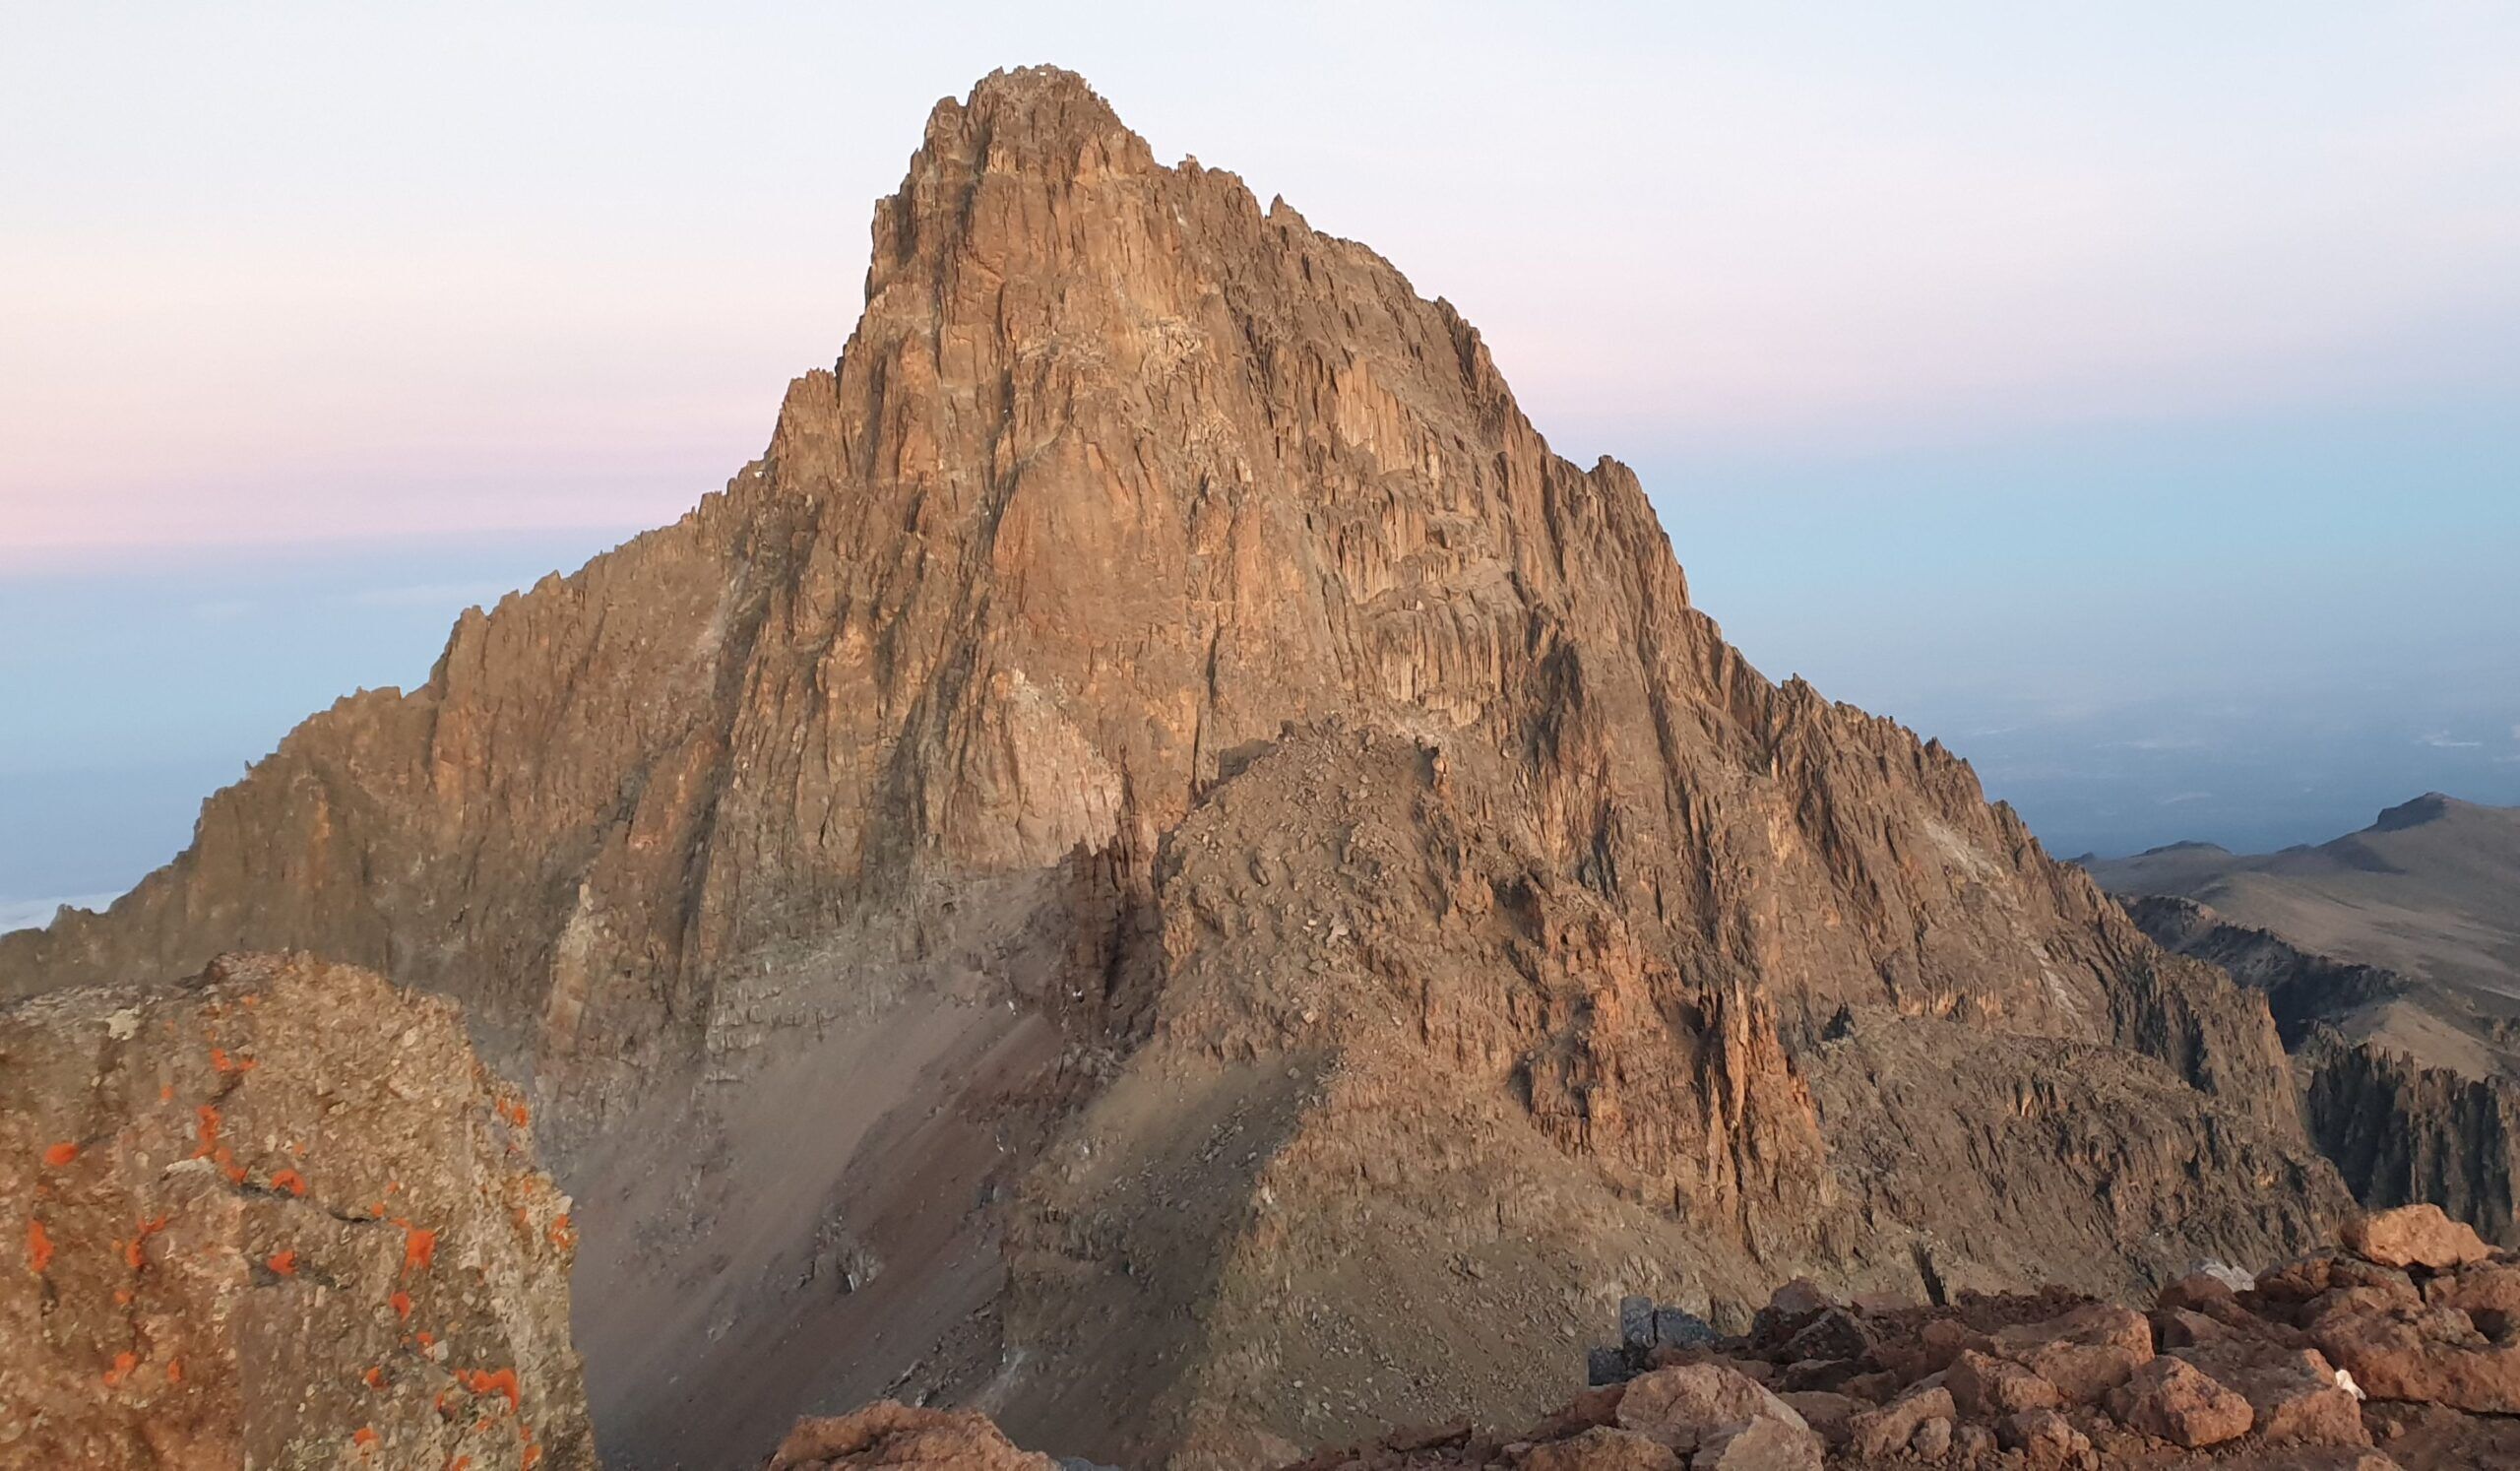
[0,953,591,1469]
[2122,893,2520,1247]
[1,68,2343,1468]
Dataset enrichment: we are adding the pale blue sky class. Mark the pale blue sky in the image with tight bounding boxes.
[3,3,2516,910]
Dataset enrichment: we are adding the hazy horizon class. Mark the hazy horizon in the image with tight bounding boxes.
[6,3,2516,918]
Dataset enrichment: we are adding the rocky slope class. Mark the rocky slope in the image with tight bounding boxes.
[2089,796,2520,998]
[1,68,2345,1467]
[0,952,592,1469]
[2094,800,2520,1247]
[776,1205,2520,1469]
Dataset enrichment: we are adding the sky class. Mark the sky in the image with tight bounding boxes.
[4,2,2517,917]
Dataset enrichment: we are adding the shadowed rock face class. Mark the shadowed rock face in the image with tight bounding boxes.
[1,67,2344,1468]
[0,952,591,1470]
[2115,884,2520,1247]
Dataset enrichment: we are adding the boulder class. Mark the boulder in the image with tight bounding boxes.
[1523,1427,1685,1471]
[1688,1417,1822,1471]
[770,1403,1063,1470]
[1846,1384,1954,1459]
[0,954,592,1471]
[2311,1302,2520,1413]
[1622,1296,1659,1349]
[1614,1364,1807,1452]
[1656,1308,1719,1351]
[1947,1348,2062,1418]
[1773,1391,1860,1449]
[2160,1270,2241,1314]
[2344,1206,2493,1270]
[1778,1309,1873,1364]
[2173,1341,2370,1446]
[1996,1407,2092,1466]
[2422,1259,2520,1329]
[1992,1303,2155,1402]
[2106,1355,2253,1448]
[1907,1415,1953,1457]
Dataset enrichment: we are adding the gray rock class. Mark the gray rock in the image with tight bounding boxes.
[1622,1295,1658,1349]
[1657,1307,1719,1349]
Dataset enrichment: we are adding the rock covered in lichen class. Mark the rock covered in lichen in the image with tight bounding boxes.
[0,952,590,1469]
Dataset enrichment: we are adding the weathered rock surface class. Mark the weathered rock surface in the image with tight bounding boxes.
[2101,800,2520,1248]
[768,1402,1059,1470]
[1254,1220,2520,1467]
[0,66,2348,1466]
[2343,1204,2492,1270]
[0,952,591,1470]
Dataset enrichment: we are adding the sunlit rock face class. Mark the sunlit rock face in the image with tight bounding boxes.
[0,67,2344,1469]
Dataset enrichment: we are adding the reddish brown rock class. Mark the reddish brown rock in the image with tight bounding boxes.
[2420,1258,2520,1326]
[1845,1383,1953,1458]
[0,954,591,1471]
[2311,1302,2520,1413]
[2158,1270,2240,1314]
[2106,1355,2253,1447]
[1522,1427,1685,1471]
[1997,1407,2093,1465]
[1991,1302,2155,1402]
[1615,1364,1807,1451]
[767,1402,1057,1470]
[2173,1341,2370,1446]
[1773,1391,1860,1448]
[1946,1348,2063,1418]
[1688,1416,1822,1471]
[2345,1206,2492,1270]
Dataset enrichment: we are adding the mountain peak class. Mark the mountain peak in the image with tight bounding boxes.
[0,69,2342,1468]
[2372,792,2472,831]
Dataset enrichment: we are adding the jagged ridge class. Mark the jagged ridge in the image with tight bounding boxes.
[0,67,2344,1468]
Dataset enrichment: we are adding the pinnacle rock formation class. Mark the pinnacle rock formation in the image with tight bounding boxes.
[3,68,2347,1468]
[1,953,592,1469]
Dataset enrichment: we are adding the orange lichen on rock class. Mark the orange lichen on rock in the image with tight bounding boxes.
[391,1289,412,1319]
[192,1105,220,1156]
[122,1213,171,1271]
[363,1366,387,1389]
[102,1350,138,1387]
[352,1425,378,1451]
[546,1213,575,1251]
[27,1217,54,1274]
[42,1141,79,1167]
[495,1096,531,1128]
[458,1366,522,1412]
[269,1168,308,1196]
[209,1046,257,1074]
[402,1225,437,1275]
[164,1359,182,1383]
[266,1249,297,1276]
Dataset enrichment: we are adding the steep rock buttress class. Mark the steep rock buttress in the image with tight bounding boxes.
[1,67,2344,1468]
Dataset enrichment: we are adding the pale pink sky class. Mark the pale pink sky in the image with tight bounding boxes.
[3,2,2516,561]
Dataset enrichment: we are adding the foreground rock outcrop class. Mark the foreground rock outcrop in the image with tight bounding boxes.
[1,67,2349,1465]
[0,953,592,1469]
[1265,1205,2520,1468]
[767,1207,2520,1468]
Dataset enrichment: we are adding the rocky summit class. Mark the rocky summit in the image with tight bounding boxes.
[2,68,2353,1468]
